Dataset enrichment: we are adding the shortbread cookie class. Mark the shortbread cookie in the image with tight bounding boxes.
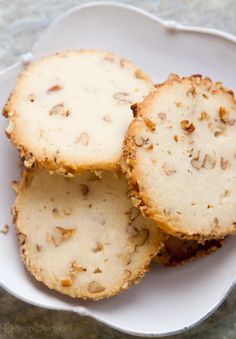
[4,50,153,175]
[123,74,236,241]
[12,169,164,300]
[154,235,224,266]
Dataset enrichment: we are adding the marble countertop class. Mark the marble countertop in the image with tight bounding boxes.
[1,1,236,338]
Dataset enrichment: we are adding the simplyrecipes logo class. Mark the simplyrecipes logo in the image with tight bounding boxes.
[2,322,66,335]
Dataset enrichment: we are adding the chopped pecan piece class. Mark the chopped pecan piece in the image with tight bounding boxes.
[61,277,72,287]
[93,242,104,253]
[219,106,228,123]
[199,111,209,121]
[47,85,63,92]
[113,92,132,104]
[88,281,105,293]
[144,118,156,131]
[76,132,89,146]
[93,267,102,274]
[128,229,149,253]
[180,120,195,134]
[191,151,203,170]
[162,163,176,176]
[49,103,70,117]
[134,135,149,147]
[158,112,166,120]
[80,184,89,196]
[203,153,216,169]
[70,260,86,276]
[220,157,229,170]
[1,224,9,235]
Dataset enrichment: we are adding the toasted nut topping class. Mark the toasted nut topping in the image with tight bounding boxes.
[135,69,145,80]
[144,118,156,131]
[70,260,86,276]
[163,208,171,215]
[124,269,132,279]
[175,102,182,108]
[49,227,75,247]
[61,277,72,287]
[49,103,70,117]
[145,143,154,150]
[52,208,60,217]
[118,252,131,265]
[203,153,216,169]
[220,157,229,170]
[173,135,179,142]
[93,242,104,253]
[162,163,176,176]
[80,184,89,196]
[47,85,63,92]
[128,229,149,253]
[131,103,139,117]
[103,115,112,122]
[11,180,19,193]
[158,112,166,120]
[127,158,136,167]
[76,132,89,146]
[63,208,72,216]
[180,120,195,134]
[56,226,75,239]
[214,125,225,137]
[131,197,142,208]
[202,93,209,99]
[219,106,228,123]
[199,111,210,121]
[224,189,230,197]
[113,92,132,104]
[88,281,105,293]
[125,207,140,222]
[24,157,36,168]
[18,233,26,245]
[191,151,203,170]
[186,86,197,97]
[1,224,9,235]
[134,135,149,147]
[93,267,102,274]
[36,244,42,251]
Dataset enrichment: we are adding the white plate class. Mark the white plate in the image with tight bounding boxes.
[1,2,236,337]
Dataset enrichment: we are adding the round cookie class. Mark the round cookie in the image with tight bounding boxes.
[4,50,153,175]
[154,235,224,267]
[123,74,236,241]
[12,169,164,300]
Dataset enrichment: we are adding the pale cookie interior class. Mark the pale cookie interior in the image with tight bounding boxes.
[124,75,236,240]
[5,50,153,173]
[14,170,164,300]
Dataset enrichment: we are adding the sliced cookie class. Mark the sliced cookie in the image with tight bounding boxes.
[123,74,236,241]
[154,235,224,267]
[13,169,164,300]
[4,50,153,175]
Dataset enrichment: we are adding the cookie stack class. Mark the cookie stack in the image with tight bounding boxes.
[4,50,235,300]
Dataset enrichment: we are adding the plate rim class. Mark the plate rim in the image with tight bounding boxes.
[1,2,236,337]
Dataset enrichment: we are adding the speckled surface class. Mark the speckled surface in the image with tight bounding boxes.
[1,1,236,338]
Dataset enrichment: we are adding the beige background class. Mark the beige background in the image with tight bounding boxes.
[1,1,236,338]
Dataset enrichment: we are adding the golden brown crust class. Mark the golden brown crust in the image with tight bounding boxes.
[122,74,236,242]
[12,169,165,300]
[4,49,153,174]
